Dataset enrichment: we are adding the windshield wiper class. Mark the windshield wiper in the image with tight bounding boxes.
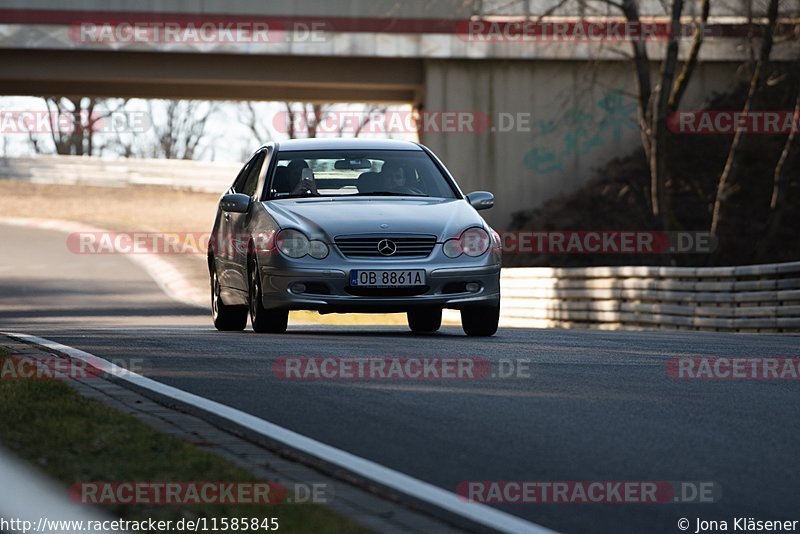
[355,191,428,197]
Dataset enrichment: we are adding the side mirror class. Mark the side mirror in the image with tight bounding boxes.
[465,191,494,211]
[219,193,251,213]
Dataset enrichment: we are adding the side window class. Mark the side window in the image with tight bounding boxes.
[234,152,265,197]
[231,160,252,193]
[241,152,265,197]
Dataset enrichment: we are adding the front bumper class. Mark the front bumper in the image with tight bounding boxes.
[256,251,501,313]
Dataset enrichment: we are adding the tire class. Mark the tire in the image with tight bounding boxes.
[211,264,247,331]
[249,255,288,334]
[407,308,442,333]
[461,304,500,337]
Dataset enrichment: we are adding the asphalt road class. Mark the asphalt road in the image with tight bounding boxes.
[2,222,799,534]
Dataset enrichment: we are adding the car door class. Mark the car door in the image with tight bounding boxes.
[216,155,255,293]
[229,149,269,293]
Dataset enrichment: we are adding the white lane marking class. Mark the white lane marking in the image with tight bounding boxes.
[0,217,206,309]
[3,332,555,534]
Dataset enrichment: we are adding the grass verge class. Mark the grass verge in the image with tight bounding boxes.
[0,347,367,533]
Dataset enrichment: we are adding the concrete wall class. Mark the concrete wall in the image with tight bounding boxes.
[421,59,739,229]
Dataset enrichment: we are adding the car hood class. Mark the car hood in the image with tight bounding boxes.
[262,197,484,241]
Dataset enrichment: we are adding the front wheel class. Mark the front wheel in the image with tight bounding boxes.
[461,304,500,337]
[211,266,247,331]
[249,256,288,333]
[407,308,442,333]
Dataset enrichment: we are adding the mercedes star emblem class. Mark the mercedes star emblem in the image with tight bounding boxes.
[377,239,397,256]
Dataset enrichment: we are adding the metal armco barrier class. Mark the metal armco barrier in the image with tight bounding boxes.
[496,262,800,332]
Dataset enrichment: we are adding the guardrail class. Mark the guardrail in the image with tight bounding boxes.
[0,446,118,533]
[497,262,800,333]
[0,155,239,193]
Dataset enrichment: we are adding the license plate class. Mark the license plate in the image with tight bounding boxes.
[350,270,426,288]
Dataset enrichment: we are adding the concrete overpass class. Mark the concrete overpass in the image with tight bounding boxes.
[1,0,797,227]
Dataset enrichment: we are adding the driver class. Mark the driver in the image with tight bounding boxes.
[381,162,422,194]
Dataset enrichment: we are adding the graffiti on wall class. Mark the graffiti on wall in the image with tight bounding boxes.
[523,89,638,174]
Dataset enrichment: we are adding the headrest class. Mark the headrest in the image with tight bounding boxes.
[357,171,383,193]
[287,159,309,175]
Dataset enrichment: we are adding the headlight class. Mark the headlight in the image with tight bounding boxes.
[443,227,490,258]
[275,229,329,259]
[443,239,463,258]
[308,240,329,259]
[462,228,490,256]
[276,229,309,258]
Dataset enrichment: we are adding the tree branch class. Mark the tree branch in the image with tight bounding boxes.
[669,0,710,112]
[710,0,780,236]
[649,0,684,225]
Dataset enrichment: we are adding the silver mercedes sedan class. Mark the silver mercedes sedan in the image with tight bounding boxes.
[208,138,501,336]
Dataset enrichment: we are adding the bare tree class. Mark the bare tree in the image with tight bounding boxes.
[472,0,798,264]
[474,0,711,230]
[615,0,710,229]
[239,102,274,144]
[709,0,781,236]
[759,65,800,255]
[768,89,800,212]
[143,100,217,160]
[281,102,327,139]
[28,97,127,156]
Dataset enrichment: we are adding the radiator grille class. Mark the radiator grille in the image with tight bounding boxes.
[334,235,437,258]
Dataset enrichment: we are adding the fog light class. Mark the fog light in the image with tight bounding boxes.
[291,283,307,294]
[465,282,481,293]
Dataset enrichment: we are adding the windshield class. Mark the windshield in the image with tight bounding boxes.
[265,149,458,199]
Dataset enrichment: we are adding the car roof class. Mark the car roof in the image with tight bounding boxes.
[272,138,424,152]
